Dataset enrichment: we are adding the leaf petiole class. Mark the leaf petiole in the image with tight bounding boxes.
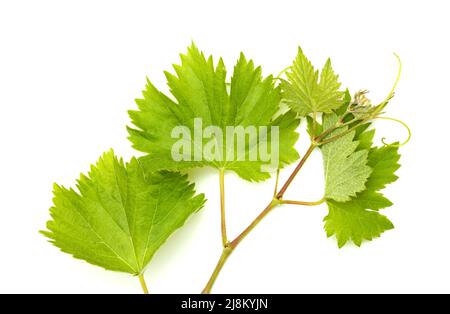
[138,274,149,294]
[280,199,325,206]
[273,169,280,198]
[219,168,228,247]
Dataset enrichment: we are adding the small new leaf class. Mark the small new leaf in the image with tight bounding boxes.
[321,113,372,202]
[41,150,205,275]
[282,47,343,116]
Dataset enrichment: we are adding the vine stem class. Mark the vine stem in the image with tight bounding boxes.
[230,200,279,249]
[317,117,371,146]
[202,143,319,294]
[202,201,277,294]
[219,168,228,247]
[138,274,149,294]
[201,247,232,294]
[276,143,316,199]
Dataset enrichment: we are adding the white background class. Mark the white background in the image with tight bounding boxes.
[1,0,449,294]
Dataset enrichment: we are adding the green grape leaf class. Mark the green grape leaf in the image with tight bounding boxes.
[281,47,344,116]
[128,44,300,182]
[41,150,205,275]
[356,128,375,151]
[365,144,401,191]
[342,143,401,212]
[323,125,401,247]
[341,190,393,211]
[324,200,394,248]
[321,113,372,202]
